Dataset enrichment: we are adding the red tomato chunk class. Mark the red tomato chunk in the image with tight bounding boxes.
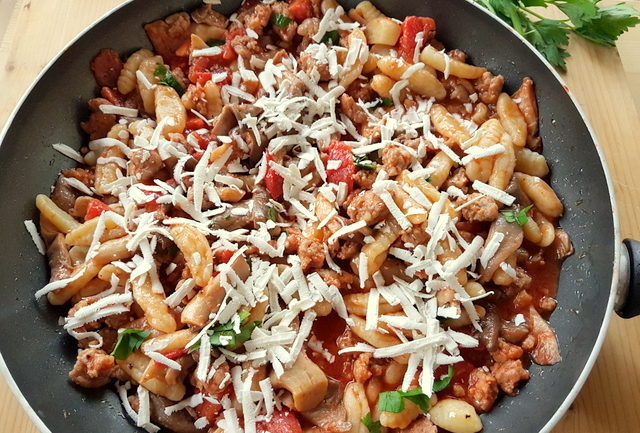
[397,16,436,62]
[326,140,355,194]
[256,410,302,433]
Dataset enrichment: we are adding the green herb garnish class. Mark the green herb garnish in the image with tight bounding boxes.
[378,387,430,413]
[473,0,639,71]
[374,97,393,107]
[432,365,455,393]
[267,206,278,222]
[321,30,340,45]
[271,13,293,28]
[154,64,185,96]
[111,329,150,360]
[190,311,259,352]
[361,413,382,433]
[501,204,534,226]
[354,154,376,170]
[206,38,225,47]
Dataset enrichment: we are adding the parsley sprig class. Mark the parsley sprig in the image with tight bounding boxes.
[501,204,534,226]
[474,0,640,71]
[378,387,431,413]
[361,413,382,433]
[354,154,376,170]
[190,311,260,352]
[432,365,455,393]
[271,13,292,28]
[154,64,185,96]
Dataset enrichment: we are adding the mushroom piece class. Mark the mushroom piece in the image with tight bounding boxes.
[479,217,523,283]
[148,393,200,433]
[528,306,561,365]
[301,379,351,432]
[270,351,328,412]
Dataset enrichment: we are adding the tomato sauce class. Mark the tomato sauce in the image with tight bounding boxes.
[307,312,354,385]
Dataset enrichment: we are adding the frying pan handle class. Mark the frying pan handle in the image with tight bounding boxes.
[616,239,640,318]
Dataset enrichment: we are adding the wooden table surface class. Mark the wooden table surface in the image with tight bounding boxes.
[1,1,639,432]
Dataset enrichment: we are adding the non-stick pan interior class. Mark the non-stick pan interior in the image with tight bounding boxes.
[0,0,615,431]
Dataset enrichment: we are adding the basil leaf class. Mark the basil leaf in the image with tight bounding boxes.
[271,13,292,28]
[321,30,340,45]
[206,38,225,47]
[153,64,186,96]
[189,311,256,352]
[361,413,382,433]
[267,206,278,222]
[432,365,455,393]
[111,329,150,360]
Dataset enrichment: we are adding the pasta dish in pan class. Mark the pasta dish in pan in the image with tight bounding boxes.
[27,1,573,432]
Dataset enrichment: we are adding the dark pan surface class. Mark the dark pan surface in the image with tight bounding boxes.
[0,0,616,432]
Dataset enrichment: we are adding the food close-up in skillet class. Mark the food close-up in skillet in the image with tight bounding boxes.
[2,0,640,433]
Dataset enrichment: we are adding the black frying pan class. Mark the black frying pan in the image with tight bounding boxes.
[0,0,638,432]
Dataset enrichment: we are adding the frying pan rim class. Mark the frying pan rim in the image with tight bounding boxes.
[0,0,620,432]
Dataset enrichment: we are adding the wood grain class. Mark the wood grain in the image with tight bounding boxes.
[0,1,639,433]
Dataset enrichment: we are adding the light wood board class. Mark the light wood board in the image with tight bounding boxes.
[0,1,639,433]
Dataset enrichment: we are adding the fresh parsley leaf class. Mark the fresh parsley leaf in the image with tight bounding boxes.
[153,64,186,96]
[111,329,150,360]
[474,0,639,71]
[574,4,640,46]
[378,387,430,413]
[361,413,382,433]
[190,311,257,352]
[321,30,340,45]
[500,204,534,226]
[354,154,376,170]
[206,38,225,47]
[374,97,393,108]
[267,206,278,222]
[271,13,292,28]
[432,365,455,393]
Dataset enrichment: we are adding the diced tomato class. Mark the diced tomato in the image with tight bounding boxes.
[214,249,236,264]
[196,398,223,425]
[192,148,205,161]
[175,40,191,57]
[191,131,214,150]
[397,16,436,62]
[289,0,314,22]
[326,140,355,194]
[185,114,207,133]
[264,152,284,200]
[256,410,302,433]
[100,87,126,106]
[309,312,353,385]
[85,199,111,220]
[163,348,188,360]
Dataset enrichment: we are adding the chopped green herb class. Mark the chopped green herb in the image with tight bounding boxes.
[373,97,394,108]
[427,176,433,184]
[321,30,340,45]
[378,387,430,413]
[111,329,150,360]
[267,206,278,222]
[154,64,185,96]
[473,0,639,71]
[206,38,225,47]
[190,311,259,352]
[361,413,382,433]
[354,154,376,170]
[501,204,534,226]
[271,13,292,28]
[432,365,455,393]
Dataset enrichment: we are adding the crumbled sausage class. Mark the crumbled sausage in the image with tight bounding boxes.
[340,94,368,125]
[81,112,116,141]
[279,70,306,96]
[90,49,123,88]
[243,3,272,35]
[316,269,355,290]
[347,79,377,103]
[382,145,413,177]
[127,149,164,182]
[231,35,264,58]
[69,349,117,388]
[512,77,538,141]
[191,4,228,27]
[475,71,504,105]
[299,237,325,272]
[335,241,359,260]
[448,49,468,63]
[397,418,438,433]
[457,193,498,222]
[491,359,530,396]
[443,76,475,103]
[490,339,524,363]
[346,190,388,226]
[353,353,373,383]
[144,12,192,61]
[299,50,332,81]
[47,234,73,281]
[297,17,320,50]
[400,222,430,247]
[442,167,469,193]
[467,368,499,412]
[353,168,378,189]
[285,227,302,253]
